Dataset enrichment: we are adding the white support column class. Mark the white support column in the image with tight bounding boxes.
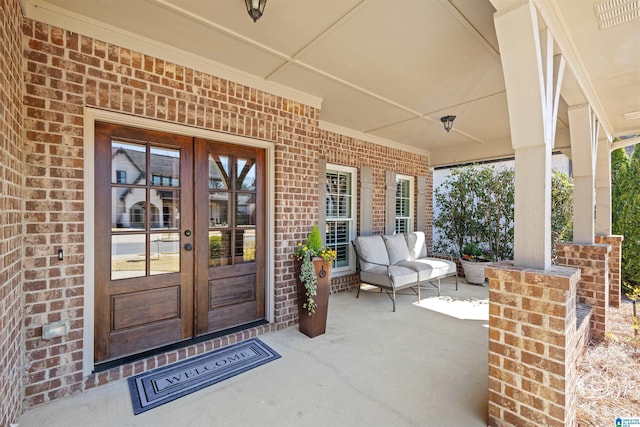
[595,136,612,235]
[569,104,599,244]
[494,1,565,270]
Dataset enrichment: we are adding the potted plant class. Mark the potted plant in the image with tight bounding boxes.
[460,242,491,285]
[293,225,337,338]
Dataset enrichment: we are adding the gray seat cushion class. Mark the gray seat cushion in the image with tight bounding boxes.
[407,258,456,277]
[397,260,435,281]
[354,235,390,272]
[404,231,427,260]
[382,234,411,265]
[360,265,418,289]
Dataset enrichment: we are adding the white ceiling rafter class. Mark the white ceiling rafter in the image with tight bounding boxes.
[533,0,614,138]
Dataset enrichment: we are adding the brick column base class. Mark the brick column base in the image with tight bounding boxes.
[487,262,582,427]
[595,235,623,307]
[557,243,611,341]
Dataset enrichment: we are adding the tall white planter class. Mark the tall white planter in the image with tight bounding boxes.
[460,259,488,285]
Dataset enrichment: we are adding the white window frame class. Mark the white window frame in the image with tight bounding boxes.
[325,164,357,275]
[395,174,414,234]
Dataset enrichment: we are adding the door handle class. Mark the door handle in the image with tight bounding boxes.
[184,243,193,251]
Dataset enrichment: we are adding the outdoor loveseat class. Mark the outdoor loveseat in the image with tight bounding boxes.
[352,232,457,311]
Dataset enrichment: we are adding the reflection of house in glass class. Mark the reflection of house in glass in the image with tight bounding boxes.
[207,154,257,265]
[111,142,181,231]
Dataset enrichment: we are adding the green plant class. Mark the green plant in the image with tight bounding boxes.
[461,242,491,262]
[551,170,574,262]
[434,165,573,264]
[293,226,337,315]
[624,282,640,337]
[434,165,513,260]
[306,225,322,253]
[612,145,640,286]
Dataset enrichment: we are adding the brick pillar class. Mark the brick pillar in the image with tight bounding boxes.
[487,262,582,427]
[595,235,623,307]
[557,243,611,341]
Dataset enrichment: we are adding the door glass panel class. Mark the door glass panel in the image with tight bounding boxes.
[236,157,256,191]
[236,194,256,226]
[209,231,232,267]
[150,146,180,187]
[111,141,146,185]
[208,151,259,269]
[150,190,180,230]
[209,193,230,227]
[236,229,256,262]
[112,187,147,231]
[150,233,180,275]
[209,154,230,189]
[111,234,146,280]
[110,141,183,280]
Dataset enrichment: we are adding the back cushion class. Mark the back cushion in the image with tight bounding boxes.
[404,231,427,259]
[355,235,390,271]
[383,234,411,265]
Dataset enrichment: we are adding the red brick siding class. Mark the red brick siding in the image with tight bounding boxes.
[595,235,623,307]
[557,242,611,341]
[21,20,434,406]
[486,262,582,427]
[1,0,25,425]
[318,130,432,237]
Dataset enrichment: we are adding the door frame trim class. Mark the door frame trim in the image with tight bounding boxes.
[83,108,276,375]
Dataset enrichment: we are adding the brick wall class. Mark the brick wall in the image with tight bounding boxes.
[595,235,623,307]
[21,20,433,407]
[318,130,432,236]
[557,242,611,341]
[0,0,25,425]
[487,262,584,427]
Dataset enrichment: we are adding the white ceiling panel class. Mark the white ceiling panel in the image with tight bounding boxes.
[371,116,477,151]
[271,63,415,132]
[555,0,640,137]
[165,0,364,58]
[293,0,505,113]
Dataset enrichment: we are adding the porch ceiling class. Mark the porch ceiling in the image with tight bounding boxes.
[22,0,640,166]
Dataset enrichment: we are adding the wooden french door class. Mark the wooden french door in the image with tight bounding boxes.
[94,124,265,363]
[194,139,265,336]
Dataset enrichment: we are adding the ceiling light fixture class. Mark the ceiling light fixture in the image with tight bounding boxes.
[440,115,456,133]
[245,0,267,22]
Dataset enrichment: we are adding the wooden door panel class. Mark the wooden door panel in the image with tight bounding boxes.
[194,139,265,336]
[109,318,182,358]
[209,274,256,308]
[207,301,258,331]
[112,286,180,330]
[94,122,194,363]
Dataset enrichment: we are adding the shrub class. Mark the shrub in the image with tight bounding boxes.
[612,146,640,286]
[434,164,573,263]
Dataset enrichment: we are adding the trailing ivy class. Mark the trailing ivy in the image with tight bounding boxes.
[434,164,573,263]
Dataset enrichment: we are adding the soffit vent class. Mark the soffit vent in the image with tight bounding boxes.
[594,0,640,30]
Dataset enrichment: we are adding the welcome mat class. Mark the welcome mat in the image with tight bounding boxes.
[128,338,281,414]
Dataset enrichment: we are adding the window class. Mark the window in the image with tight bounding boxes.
[325,165,357,273]
[116,170,126,184]
[395,175,414,234]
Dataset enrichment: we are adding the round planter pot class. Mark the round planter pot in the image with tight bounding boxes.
[460,259,489,285]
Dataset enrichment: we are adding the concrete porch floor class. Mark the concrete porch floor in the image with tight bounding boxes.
[18,278,489,427]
